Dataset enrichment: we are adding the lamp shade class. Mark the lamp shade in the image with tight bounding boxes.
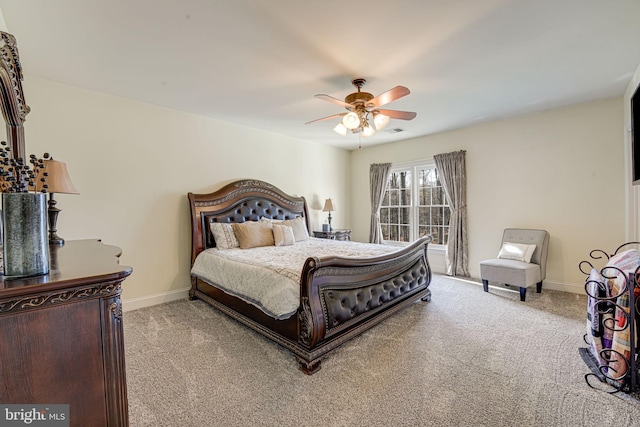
[40,159,79,194]
[374,112,390,130]
[333,123,348,136]
[362,123,376,137]
[342,112,360,130]
[322,198,335,212]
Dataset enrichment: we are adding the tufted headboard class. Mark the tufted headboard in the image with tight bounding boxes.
[188,179,309,264]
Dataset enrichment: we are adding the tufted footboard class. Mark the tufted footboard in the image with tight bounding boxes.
[296,235,432,373]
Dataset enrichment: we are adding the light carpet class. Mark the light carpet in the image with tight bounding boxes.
[124,274,640,426]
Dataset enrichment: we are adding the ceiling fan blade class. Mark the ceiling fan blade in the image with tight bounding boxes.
[366,86,410,108]
[315,94,353,109]
[305,112,347,125]
[376,109,417,120]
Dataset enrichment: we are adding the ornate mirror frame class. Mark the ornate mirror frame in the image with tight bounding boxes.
[0,31,30,160]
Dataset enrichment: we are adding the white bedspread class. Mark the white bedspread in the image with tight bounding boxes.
[190,238,398,320]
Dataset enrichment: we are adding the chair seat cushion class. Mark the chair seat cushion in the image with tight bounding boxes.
[479,258,541,288]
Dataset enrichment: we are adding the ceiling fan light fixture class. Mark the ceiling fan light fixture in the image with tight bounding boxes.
[362,122,376,137]
[373,112,390,131]
[342,112,360,129]
[308,79,416,141]
[333,122,348,136]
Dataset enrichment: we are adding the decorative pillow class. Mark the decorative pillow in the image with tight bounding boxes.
[210,222,239,250]
[259,217,281,226]
[497,242,536,263]
[231,221,275,249]
[273,224,295,247]
[280,216,309,242]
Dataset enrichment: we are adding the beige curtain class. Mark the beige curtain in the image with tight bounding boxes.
[369,163,391,244]
[434,150,469,276]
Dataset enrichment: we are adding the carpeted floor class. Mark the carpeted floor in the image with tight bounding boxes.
[123,275,640,426]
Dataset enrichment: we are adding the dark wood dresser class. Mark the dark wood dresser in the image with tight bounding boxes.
[0,239,133,426]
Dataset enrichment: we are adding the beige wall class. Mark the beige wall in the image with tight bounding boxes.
[13,76,350,309]
[349,98,625,292]
[3,75,630,302]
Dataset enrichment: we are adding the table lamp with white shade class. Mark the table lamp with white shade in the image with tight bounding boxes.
[41,159,79,245]
[322,198,335,231]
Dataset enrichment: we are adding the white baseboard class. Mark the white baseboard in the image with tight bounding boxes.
[539,279,584,295]
[465,266,584,295]
[122,287,191,312]
[446,275,585,295]
[456,276,584,295]
[120,273,585,314]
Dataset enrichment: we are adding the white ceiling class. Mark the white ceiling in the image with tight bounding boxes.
[0,0,639,150]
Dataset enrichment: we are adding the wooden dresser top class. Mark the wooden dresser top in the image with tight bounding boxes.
[0,239,132,297]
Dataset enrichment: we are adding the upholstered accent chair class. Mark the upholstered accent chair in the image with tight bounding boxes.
[479,228,550,301]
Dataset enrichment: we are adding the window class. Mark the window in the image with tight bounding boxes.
[380,162,449,245]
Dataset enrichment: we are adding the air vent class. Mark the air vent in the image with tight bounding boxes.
[384,128,404,134]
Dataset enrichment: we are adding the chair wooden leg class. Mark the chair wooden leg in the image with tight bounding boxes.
[482,279,489,292]
[519,287,526,301]
[536,281,542,293]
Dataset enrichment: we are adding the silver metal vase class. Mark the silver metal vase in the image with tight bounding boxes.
[2,192,50,277]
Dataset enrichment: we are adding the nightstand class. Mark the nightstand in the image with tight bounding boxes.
[313,229,352,241]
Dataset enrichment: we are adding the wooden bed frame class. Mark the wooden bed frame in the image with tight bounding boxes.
[188,179,432,374]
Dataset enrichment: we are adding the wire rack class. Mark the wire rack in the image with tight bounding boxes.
[579,242,640,393]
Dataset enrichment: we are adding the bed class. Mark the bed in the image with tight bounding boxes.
[188,179,432,374]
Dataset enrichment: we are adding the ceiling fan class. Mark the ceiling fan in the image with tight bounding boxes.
[306,78,417,137]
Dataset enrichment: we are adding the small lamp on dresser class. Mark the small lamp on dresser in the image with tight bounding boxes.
[41,159,79,245]
[322,198,335,231]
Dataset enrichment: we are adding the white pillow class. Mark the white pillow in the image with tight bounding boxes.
[260,216,309,242]
[273,224,295,247]
[210,222,239,250]
[497,242,536,263]
[259,217,281,226]
[280,216,309,242]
